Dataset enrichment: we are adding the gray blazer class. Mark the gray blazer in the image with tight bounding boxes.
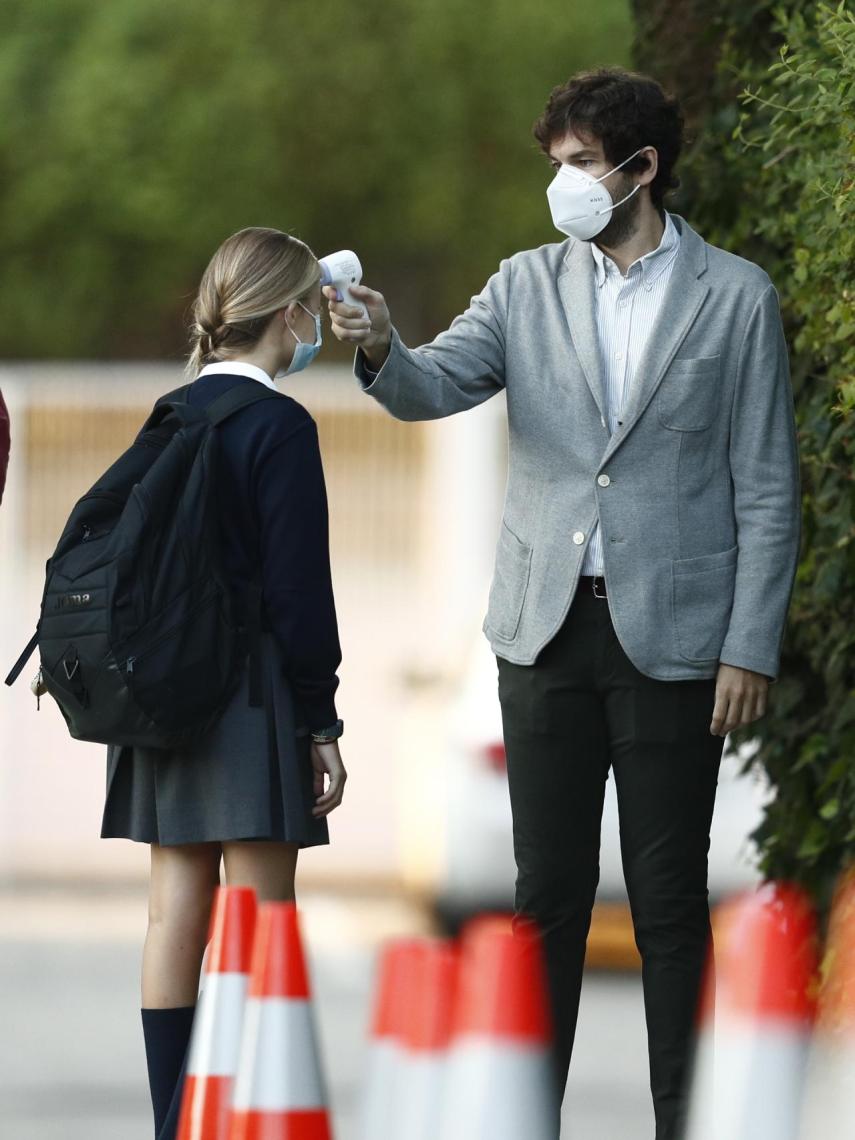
[355,215,800,680]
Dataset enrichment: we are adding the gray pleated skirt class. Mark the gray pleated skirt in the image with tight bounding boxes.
[100,632,330,848]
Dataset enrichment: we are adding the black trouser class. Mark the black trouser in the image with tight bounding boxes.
[497,586,723,1140]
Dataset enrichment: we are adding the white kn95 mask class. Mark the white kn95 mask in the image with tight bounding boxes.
[546,148,647,241]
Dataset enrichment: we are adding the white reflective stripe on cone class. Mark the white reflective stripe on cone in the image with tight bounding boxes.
[798,1041,855,1138]
[686,1022,810,1140]
[187,973,249,1077]
[232,998,326,1111]
[438,1039,556,1140]
[397,1052,447,1140]
[360,1040,403,1140]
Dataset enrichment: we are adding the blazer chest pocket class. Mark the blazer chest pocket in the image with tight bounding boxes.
[486,522,533,642]
[657,355,720,432]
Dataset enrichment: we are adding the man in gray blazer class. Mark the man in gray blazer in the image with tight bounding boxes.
[327,68,799,1140]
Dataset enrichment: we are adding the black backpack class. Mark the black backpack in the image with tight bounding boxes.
[5,380,282,749]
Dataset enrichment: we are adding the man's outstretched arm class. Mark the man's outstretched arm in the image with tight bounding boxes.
[325,262,511,422]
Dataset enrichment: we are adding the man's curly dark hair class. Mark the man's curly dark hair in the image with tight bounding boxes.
[533,68,685,211]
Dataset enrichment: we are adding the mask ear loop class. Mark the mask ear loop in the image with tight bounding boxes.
[284,310,301,346]
[592,146,647,185]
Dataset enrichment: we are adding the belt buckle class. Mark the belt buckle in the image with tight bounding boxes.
[591,576,607,599]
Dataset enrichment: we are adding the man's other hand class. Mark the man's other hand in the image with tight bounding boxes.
[710,663,769,737]
[324,283,392,371]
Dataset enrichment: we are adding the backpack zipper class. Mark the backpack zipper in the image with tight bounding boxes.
[122,592,218,677]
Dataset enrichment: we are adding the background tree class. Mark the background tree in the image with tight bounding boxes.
[0,0,630,360]
[633,0,855,911]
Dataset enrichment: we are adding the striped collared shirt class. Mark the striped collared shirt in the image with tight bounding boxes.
[580,212,681,577]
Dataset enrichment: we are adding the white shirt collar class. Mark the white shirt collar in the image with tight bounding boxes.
[196,360,277,391]
[591,211,680,290]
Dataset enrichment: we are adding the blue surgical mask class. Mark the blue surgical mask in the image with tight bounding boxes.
[280,302,322,376]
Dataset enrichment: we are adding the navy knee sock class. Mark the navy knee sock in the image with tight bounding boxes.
[157,1046,190,1140]
[141,1006,196,1139]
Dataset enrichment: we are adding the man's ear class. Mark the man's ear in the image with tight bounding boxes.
[637,146,659,185]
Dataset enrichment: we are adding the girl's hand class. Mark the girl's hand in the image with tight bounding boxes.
[310,739,347,817]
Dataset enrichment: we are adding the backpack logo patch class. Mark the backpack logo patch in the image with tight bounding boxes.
[57,593,92,608]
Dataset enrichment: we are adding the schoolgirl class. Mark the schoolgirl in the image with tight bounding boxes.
[100,227,346,1138]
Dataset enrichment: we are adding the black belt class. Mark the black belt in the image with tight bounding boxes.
[578,575,608,599]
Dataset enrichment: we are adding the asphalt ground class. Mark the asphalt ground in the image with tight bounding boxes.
[0,883,651,1140]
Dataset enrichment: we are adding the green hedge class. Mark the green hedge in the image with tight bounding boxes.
[638,1,855,910]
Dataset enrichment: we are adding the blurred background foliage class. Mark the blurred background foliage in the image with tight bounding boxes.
[0,0,631,360]
[635,0,854,910]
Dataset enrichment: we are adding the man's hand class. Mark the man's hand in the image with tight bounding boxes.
[323,283,392,371]
[710,664,769,737]
[310,739,347,818]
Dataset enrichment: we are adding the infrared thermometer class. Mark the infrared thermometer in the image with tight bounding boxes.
[319,250,368,320]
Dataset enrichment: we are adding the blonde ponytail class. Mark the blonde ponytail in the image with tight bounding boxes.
[185,228,320,379]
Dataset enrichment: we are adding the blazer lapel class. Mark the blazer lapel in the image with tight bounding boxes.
[557,240,607,422]
[602,218,710,459]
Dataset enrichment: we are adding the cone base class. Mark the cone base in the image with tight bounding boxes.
[228,1109,331,1140]
[177,1074,232,1140]
[439,1039,557,1140]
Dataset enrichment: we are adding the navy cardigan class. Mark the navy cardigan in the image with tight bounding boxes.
[188,373,341,732]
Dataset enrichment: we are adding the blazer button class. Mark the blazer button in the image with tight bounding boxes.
[572,531,585,545]
[597,474,611,487]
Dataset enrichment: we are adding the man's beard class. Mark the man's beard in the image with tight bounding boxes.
[591,173,642,248]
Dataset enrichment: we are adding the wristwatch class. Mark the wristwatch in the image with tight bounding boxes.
[311,718,344,744]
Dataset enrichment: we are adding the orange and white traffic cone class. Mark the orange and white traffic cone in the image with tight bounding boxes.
[359,938,423,1140]
[438,915,557,1140]
[227,901,332,1140]
[397,939,459,1140]
[177,886,258,1140]
[798,866,855,1138]
[685,882,819,1140]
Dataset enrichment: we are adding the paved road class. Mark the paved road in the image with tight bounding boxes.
[0,884,650,1140]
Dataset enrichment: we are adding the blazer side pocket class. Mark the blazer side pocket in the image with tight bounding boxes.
[657,355,720,432]
[486,521,533,642]
[671,544,738,662]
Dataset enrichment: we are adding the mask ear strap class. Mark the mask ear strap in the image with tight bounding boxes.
[602,181,642,215]
[595,146,647,184]
[283,308,300,345]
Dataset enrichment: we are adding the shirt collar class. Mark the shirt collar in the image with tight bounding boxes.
[591,211,681,290]
[196,360,277,391]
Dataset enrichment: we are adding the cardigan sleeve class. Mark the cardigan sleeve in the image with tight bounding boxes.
[0,390,9,506]
[253,416,341,731]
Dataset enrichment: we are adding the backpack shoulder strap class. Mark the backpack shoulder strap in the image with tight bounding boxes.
[204,383,285,427]
[155,383,193,408]
[141,381,280,436]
